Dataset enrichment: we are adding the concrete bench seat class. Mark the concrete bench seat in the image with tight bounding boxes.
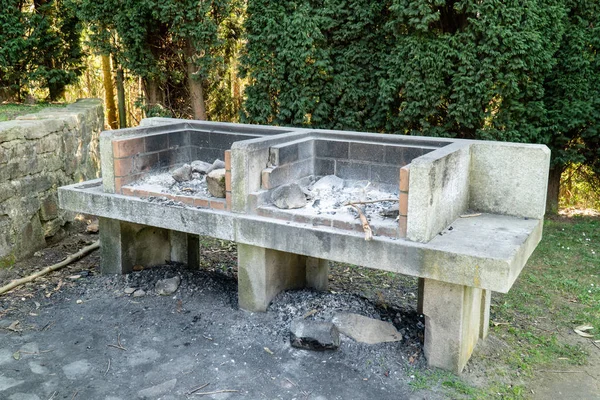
[59,119,550,373]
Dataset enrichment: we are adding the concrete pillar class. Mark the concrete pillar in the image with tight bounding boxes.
[187,234,200,269]
[238,244,311,312]
[422,279,485,373]
[99,217,130,274]
[417,277,425,314]
[169,231,188,264]
[480,289,492,339]
[98,218,172,274]
[304,257,329,291]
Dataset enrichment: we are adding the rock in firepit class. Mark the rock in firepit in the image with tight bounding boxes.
[381,204,399,218]
[290,319,340,351]
[155,276,181,296]
[271,183,307,209]
[191,160,212,174]
[206,169,226,198]
[207,159,226,174]
[171,164,192,182]
[312,175,344,192]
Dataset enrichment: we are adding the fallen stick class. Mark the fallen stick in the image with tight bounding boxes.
[187,383,209,395]
[194,389,239,396]
[0,241,100,296]
[347,204,373,241]
[344,198,398,206]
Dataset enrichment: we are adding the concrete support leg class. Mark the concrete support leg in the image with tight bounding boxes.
[422,279,485,373]
[187,234,200,269]
[237,244,311,312]
[98,218,171,274]
[304,257,329,291]
[99,217,130,274]
[169,231,188,264]
[417,277,425,314]
[480,289,492,339]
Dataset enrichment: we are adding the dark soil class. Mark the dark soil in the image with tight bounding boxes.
[0,221,450,399]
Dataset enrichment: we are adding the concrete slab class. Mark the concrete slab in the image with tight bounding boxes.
[59,183,542,293]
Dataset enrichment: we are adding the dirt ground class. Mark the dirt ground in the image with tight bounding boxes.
[2,221,598,399]
[0,221,451,400]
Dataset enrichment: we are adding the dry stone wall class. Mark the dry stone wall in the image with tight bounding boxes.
[0,99,103,266]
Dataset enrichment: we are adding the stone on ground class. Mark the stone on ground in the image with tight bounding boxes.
[155,276,181,296]
[290,319,340,351]
[206,169,226,198]
[312,175,344,192]
[124,287,136,295]
[271,183,307,209]
[190,160,212,174]
[171,164,192,182]
[133,289,146,297]
[332,313,402,344]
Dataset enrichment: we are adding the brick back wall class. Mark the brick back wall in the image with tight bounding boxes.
[314,139,435,186]
[112,131,192,193]
[262,139,314,190]
[192,132,259,164]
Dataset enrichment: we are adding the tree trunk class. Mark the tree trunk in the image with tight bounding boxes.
[102,54,118,129]
[546,165,563,215]
[116,67,127,128]
[143,77,160,107]
[185,41,207,120]
[48,83,65,102]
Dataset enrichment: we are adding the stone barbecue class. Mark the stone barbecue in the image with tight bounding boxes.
[59,118,550,373]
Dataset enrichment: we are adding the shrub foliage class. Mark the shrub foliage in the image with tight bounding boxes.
[241,0,600,209]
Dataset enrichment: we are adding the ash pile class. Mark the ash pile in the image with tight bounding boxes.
[129,159,226,198]
[271,175,400,223]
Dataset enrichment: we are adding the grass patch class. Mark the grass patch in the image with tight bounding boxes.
[477,216,600,396]
[0,103,66,122]
[404,216,599,399]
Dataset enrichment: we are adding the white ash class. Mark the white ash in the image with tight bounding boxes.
[299,176,399,223]
[128,160,227,198]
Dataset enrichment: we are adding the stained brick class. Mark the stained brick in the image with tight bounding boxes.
[113,158,133,177]
[194,198,210,208]
[399,166,410,192]
[113,138,144,158]
[210,200,226,210]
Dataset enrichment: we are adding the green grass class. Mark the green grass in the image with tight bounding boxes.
[405,216,599,399]
[481,216,599,397]
[0,103,66,122]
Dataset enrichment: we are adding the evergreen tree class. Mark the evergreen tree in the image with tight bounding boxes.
[0,0,84,101]
[241,0,600,211]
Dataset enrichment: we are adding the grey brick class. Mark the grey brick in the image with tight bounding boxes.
[314,158,334,176]
[196,147,224,163]
[169,130,190,147]
[209,132,238,150]
[145,134,168,152]
[190,131,210,147]
[315,140,348,159]
[349,142,385,163]
[336,161,369,181]
[370,165,400,185]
